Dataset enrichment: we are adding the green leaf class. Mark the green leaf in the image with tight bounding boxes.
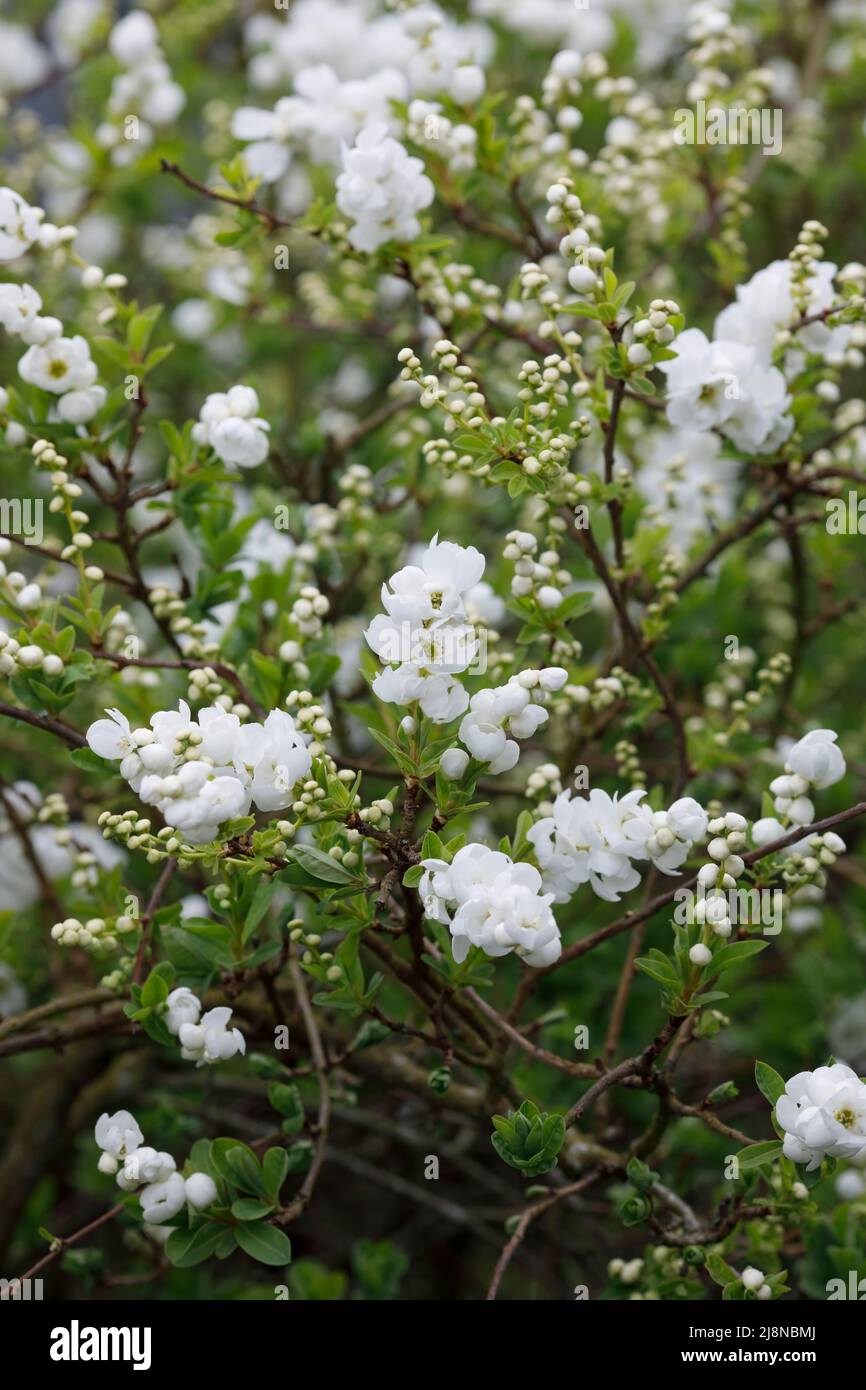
[736,1140,783,1171]
[69,747,107,773]
[710,939,768,973]
[165,1222,226,1268]
[231,1198,275,1221]
[755,1060,786,1108]
[235,1222,292,1267]
[262,1147,290,1201]
[223,1146,269,1198]
[289,845,361,885]
[705,1252,739,1287]
[244,878,277,939]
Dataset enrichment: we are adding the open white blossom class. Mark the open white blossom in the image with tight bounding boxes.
[178,1005,246,1066]
[232,65,407,178]
[419,843,561,968]
[336,123,434,253]
[95,1110,144,1172]
[776,1064,866,1170]
[0,187,43,261]
[715,258,851,364]
[192,384,270,468]
[659,328,793,455]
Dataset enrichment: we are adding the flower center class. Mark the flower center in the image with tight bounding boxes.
[835,1107,856,1129]
[48,359,68,379]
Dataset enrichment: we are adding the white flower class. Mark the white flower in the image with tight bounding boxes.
[659,328,793,455]
[95,1110,144,1162]
[373,533,486,628]
[0,188,44,261]
[139,1171,187,1223]
[336,123,434,253]
[0,22,50,97]
[784,729,845,790]
[18,334,98,395]
[55,384,106,423]
[366,534,486,721]
[0,282,43,338]
[372,662,469,722]
[108,10,160,65]
[117,1146,177,1190]
[635,429,740,553]
[528,788,648,903]
[185,1172,218,1210]
[165,987,202,1036]
[232,65,407,177]
[89,700,311,844]
[666,797,709,845]
[179,1005,246,1066]
[236,708,313,812]
[192,384,270,468]
[775,1064,866,1170]
[741,1266,765,1291]
[419,843,561,968]
[715,259,850,364]
[458,677,549,775]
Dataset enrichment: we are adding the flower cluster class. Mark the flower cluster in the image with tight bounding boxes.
[528,790,708,904]
[419,843,561,968]
[364,534,484,721]
[95,1110,217,1226]
[0,190,107,423]
[86,701,312,844]
[450,667,567,777]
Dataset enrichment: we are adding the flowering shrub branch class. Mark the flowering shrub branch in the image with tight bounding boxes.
[1,0,866,1304]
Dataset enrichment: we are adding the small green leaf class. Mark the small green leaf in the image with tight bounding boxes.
[755,1060,786,1107]
[736,1140,783,1171]
[165,1222,225,1268]
[231,1198,275,1221]
[235,1222,292,1267]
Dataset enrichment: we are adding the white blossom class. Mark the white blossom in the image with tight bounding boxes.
[775,1064,866,1170]
[419,843,561,968]
[94,1110,144,1170]
[165,987,202,1036]
[192,384,270,468]
[0,188,44,261]
[139,1171,188,1223]
[178,1005,246,1066]
[659,327,793,455]
[336,124,434,253]
[87,700,312,844]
